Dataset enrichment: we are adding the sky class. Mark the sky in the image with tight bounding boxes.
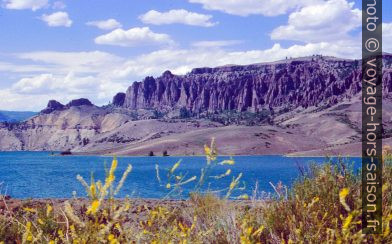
[0,0,391,111]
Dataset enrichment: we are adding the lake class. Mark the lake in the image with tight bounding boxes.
[0,152,361,199]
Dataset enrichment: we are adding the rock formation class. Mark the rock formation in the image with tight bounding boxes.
[1,55,392,155]
[122,55,392,114]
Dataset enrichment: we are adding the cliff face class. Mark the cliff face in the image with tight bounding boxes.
[123,55,392,113]
[1,55,392,154]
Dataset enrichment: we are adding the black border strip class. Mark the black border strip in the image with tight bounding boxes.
[362,0,383,234]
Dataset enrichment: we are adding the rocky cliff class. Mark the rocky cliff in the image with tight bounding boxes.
[122,55,392,114]
[1,55,392,155]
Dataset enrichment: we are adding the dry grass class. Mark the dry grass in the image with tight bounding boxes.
[0,142,391,243]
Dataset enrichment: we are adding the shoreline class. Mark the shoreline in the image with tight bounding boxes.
[0,150,361,158]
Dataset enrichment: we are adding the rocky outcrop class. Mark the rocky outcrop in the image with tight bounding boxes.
[112,93,126,107]
[122,55,392,113]
[2,55,392,154]
[41,98,94,114]
[66,98,93,108]
[41,100,65,114]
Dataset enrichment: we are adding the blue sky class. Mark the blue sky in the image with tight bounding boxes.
[0,0,391,111]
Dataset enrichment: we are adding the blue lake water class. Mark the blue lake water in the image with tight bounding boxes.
[0,152,361,199]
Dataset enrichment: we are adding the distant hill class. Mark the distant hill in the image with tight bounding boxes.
[0,110,37,122]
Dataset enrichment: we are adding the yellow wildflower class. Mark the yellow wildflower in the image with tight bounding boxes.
[26,221,31,230]
[110,158,118,174]
[108,234,118,243]
[211,169,232,179]
[90,184,97,199]
[87,200,100,215]
[26,234,33,242]
[46,204,53,216]
[252,225,265,237]
[23,207,37,213]
[219,159,235,165]
[106,174,115,185]
[246,226,253,236]
[204,144,211,157]
[238,194,249,200]
[383,214,392,237]
[204,138,217,162]
[49,241,55,244]
[170,160,181,174]
[115,223,121,230]
[339,188,349,199]
[229,181,236,190]
[339,188,350,211]
[38,218,44,225]
[342,213,353,231]
[23,222,33,242]
[105,158,118,185]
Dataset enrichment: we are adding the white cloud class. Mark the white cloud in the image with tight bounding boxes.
[192,40,242,48]
[3,0,48,11]
[94,27,173,47]
[188,0,321,17]
[0,39,363,111]
[270,0,361,43]
[109,41,360,80]
[52,1,66,9]
[12,72,98,95]
[0,89,54,111]
[0,61,52,73]
[86,19,122,30]
[1,51,129,110]
[9,71,128,109]
[12,73,57,94]
[140,9,217,27]
[384,23,392,52]
[41,11,72,27]
[15,51,123,73]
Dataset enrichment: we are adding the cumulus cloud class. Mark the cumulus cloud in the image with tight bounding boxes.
[192,40,243,48]
[12,72,96,95]
[15,51,123,73]
[270,0,361,43]
[94,27,173,47]
[383,23,392,52]
[140,9,217,27]
[41,11,72,27]
[9,71,128,110]
[52,1,66,9]
[109,41,361,80]
[188,0,321,17]
[3,0,48,11]
[1,38,363,111]
[86,18,122,30]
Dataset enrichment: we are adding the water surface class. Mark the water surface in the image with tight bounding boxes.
[0,152,361,199]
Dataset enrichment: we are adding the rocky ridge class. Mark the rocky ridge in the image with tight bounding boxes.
[1,55,392,155]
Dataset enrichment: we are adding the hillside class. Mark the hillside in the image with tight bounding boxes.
[1,55,391,156]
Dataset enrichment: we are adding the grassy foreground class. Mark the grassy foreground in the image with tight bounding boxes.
[0,142,392,243]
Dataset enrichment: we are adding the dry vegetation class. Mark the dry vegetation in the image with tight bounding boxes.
[1,141,392,243]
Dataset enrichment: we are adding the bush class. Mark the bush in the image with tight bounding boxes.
[0,143,391,243]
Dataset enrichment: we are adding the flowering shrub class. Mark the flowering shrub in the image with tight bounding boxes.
[0,142,391,243]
